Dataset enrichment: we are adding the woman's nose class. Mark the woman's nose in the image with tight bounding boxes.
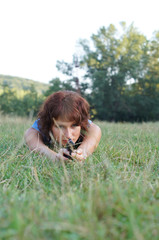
[64,128,72,139]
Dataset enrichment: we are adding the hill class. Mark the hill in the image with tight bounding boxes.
[0,74,49,95]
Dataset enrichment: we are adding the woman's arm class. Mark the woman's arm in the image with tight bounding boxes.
[71,122,101,161]
[24,128,65,162]
[24,122,101,162]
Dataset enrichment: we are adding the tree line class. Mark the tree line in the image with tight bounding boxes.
[1,23,159,122]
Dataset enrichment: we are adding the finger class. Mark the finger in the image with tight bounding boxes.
[72,148,82,155]
[62,148,70,155]
[71,152,85,161]
[77,148,87,159]
[77,148,83,155]
[56,152,68,162]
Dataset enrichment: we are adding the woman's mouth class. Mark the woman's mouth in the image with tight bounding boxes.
[62,140,68,145]
[62,139,75,146]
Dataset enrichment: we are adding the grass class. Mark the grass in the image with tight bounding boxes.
[0,115,159,240]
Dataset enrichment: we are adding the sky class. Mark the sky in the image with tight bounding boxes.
[0,0,159,84]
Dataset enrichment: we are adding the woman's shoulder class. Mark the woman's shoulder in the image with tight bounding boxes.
[31,119,51,145]
[31,119,40,131]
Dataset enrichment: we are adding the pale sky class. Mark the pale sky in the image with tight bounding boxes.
[0,0,159,84]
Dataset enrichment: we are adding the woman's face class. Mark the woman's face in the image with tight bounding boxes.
[52,117,81,146]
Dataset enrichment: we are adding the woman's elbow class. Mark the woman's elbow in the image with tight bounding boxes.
[24,128,38,150]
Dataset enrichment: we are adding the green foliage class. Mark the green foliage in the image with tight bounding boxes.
[0,74,49,95]
[21,85,44,116]
[0,116,159,239]
[78,23,159,121]
[57,23,159,122]
[56,61,91,98]
[0,83,44,117]
[0,83,18,114]
[44,78,75,97]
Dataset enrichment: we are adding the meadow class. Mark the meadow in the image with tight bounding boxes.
[0,115,159,240]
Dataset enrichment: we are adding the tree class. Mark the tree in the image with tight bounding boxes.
[0,83,44,117]
[56,60,90,97]
[44,77,76,97]
[79,23,158,121]
[56,23,159,121]
[0,83,18,114]
[22,85,44,116]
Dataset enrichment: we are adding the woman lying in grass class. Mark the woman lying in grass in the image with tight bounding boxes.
[24,90,101,162]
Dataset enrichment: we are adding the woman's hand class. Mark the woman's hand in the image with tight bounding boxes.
[55,148,71,162]
[71,148,87,162]
[56,148,86,162]
[55,148,86,162]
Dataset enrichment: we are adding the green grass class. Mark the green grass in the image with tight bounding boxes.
[0,116,159,240]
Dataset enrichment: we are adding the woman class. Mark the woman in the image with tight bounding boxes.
[24,90,101,162]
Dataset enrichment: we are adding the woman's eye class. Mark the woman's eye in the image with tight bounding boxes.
[56,125,64,129]
[72,124,79,128]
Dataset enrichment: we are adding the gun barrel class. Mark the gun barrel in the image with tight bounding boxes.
[64,138,75,160]
[68,138,75,146]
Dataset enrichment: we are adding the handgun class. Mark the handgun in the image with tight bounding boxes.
[63,138,75,160]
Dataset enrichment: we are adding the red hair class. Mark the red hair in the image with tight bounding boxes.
[38,91,90,139]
